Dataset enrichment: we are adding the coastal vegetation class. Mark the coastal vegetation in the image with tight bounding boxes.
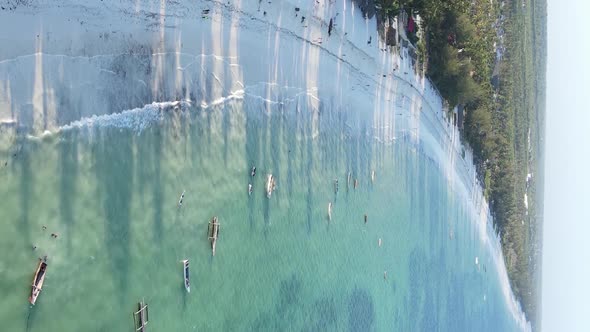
[354,0,546,328]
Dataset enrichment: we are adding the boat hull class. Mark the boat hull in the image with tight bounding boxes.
[29,259,47,305]
[266,174,273,198]
[182,259,190,293]
[209,217,219,256]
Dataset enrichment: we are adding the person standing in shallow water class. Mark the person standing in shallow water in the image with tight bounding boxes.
[178,190,185,207]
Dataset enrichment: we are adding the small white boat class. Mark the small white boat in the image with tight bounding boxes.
[248,183,253,196]
[371,170,375,183]
[29,257,48,305]
[266,174,274,198]
[328,202,332,221]
[182,259,190,293]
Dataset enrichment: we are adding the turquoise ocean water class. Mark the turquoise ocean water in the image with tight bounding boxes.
[0,93,521,331]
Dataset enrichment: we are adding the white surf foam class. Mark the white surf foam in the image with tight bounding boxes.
[59,100,190,134]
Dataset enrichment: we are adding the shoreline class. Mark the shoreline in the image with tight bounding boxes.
[0,1,529,330]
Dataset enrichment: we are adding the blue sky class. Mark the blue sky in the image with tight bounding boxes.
[543,0,590,331]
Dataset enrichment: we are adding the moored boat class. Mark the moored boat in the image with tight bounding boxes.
[266,174,274,198]
[182,259,190,293]
[133,300,149,332]
[29,257,48,305]
[208,217,220,256]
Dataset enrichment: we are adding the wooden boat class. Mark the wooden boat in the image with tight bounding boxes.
[133,300,149,332]
[266,174,274,198]
[208,217,220,256]
[182,259,190,293]
[28,257,47,305]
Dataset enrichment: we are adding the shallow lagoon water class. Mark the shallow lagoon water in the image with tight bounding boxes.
[1,95,520,331]
[0,0,529,330]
